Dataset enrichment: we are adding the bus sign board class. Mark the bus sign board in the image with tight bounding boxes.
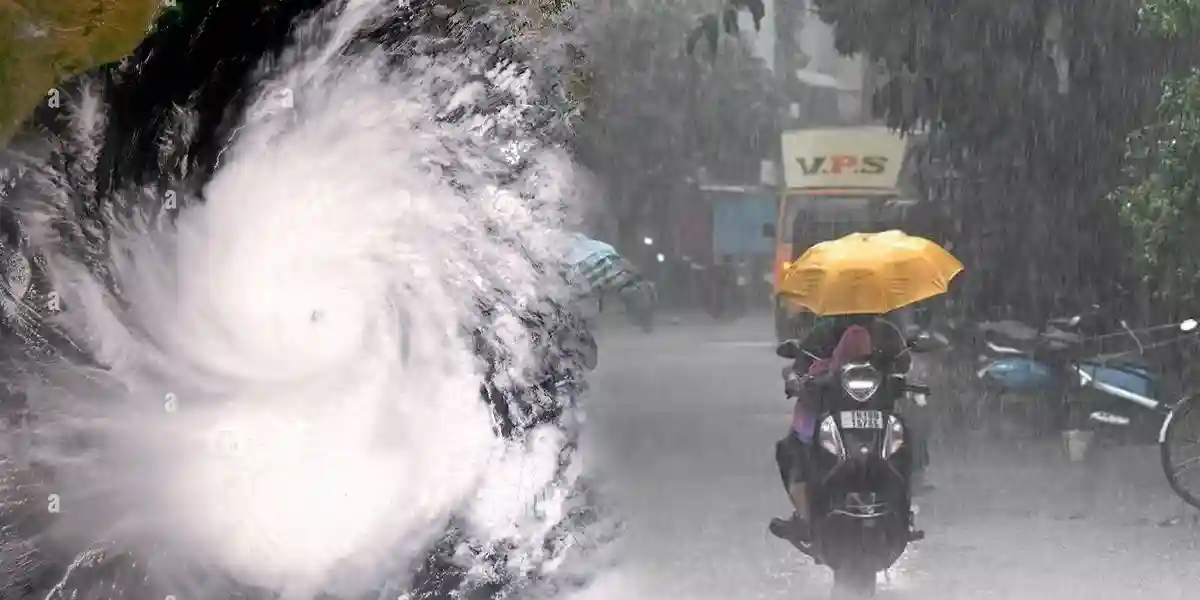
[780,127,909,191]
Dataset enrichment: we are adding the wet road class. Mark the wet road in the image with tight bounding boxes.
[572,314,1200,600]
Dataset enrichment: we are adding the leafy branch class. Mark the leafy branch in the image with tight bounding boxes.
[686,0,765,57]
[1111,0,1200,313]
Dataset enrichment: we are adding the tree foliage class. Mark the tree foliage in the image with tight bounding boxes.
[573,2,778,251]
[686,0,765,58]
[1112,0,1200,311]
[1139,0,1200,38]
[812,0,1178,321]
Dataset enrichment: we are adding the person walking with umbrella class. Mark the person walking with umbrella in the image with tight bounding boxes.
[563,232,658,334]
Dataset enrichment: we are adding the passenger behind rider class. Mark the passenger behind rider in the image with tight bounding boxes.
[769,312,911,546]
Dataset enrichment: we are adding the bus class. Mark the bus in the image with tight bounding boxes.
[767,127,919,340]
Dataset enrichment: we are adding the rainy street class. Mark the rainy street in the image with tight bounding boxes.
[575,315,1200,600]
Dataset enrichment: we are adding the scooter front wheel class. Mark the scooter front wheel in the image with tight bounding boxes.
[832,566,877,598]
[1160,397,1200,510]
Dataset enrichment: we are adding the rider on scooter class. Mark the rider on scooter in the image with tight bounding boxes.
[769,312,912,546]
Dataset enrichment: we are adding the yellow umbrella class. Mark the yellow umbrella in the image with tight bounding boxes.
[778,230,963,316]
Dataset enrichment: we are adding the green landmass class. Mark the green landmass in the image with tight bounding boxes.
[0,0,164,145]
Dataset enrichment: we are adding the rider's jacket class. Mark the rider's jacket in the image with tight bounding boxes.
[790,314,912,377]
[784,315,914,444]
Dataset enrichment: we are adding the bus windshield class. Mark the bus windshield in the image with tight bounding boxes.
[780,193,898,254]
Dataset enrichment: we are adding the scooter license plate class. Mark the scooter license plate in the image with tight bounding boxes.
[840,410,884,429]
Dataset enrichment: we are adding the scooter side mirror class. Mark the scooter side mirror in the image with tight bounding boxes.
[1182,318,1198,332]
[776,339,803,359]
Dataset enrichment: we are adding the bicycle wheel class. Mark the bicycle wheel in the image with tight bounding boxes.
[1160,397,1200,509]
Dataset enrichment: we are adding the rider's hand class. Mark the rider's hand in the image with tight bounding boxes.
[784,372,804,397]
[808,373,833,393]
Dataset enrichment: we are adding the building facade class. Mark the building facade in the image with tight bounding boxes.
[744,0,882,128]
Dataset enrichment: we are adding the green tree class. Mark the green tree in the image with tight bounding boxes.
[1113,0,1200,312]
[811,0,1176,320]
[573,1,779,254]
[686,0,765,58]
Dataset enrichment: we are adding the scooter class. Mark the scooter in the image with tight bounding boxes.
[970,317,1094,438]
[775,334,938,596]
[977,313,1199,463]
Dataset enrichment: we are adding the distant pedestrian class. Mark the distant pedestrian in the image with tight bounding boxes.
[711,258,737,320]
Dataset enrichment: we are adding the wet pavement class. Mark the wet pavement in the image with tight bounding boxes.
[571,314,1200,599]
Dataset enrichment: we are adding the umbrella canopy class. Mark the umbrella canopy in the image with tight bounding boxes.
[563,233,641,295]
[562,233,658,328]
[779,230,963,316]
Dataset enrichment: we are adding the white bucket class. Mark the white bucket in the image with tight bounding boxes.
[1063,429,1094,463]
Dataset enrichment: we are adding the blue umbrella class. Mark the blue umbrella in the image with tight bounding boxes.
[563,233,657,324]
[564,233,639,295]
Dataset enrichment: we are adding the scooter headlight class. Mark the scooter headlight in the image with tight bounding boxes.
[840,362,882,402]
[817,415,846,459]
[882,415,905,459]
